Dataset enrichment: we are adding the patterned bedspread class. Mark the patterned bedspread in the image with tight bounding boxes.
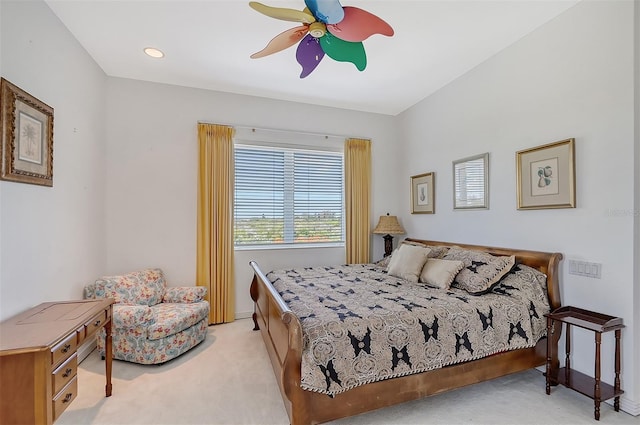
[268,263,550,395]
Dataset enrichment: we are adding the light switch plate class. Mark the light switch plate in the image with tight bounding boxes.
[568,260,602,279]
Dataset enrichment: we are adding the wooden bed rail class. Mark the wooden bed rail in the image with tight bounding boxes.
[249,261,307,423]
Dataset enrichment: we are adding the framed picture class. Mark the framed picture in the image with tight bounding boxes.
[0,78,54,186]
[453,152,489,210]
[411,172,434,214]
[516,138,575,210]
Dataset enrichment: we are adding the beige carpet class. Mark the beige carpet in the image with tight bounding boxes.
[58,319,636,425]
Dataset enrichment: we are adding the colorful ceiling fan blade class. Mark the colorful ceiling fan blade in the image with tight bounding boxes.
[249,2,315,24]
[319,32,366,71]
[251,26,309,58]
[297,34,325,78]
[304,0,344,24]
[327,6,394,42]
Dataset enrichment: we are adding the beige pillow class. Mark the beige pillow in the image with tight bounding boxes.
[387,244,431,283]
[419,258,465,289]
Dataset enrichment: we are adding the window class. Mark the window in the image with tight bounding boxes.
[453,153,489,209]
[234,144,344,247]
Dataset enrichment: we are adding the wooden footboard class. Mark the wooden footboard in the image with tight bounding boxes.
[250,240,563,425]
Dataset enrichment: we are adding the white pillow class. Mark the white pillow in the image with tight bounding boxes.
[419,258,465,290]
[386,244,431,283]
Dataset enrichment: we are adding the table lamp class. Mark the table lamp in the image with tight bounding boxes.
[373,213,405,257]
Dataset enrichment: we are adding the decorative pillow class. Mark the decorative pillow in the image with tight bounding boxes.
[443,247,515,294]
[501,263,549,293]
[425,245,450,259]
[374,250,395,269]
[386,244,431,283]
[401,239,428,248]
[401,240,450,259]
[419,258,465,289]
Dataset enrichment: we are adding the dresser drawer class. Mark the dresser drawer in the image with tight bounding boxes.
[51,333,77,368]
[52,353,77,396]
[52,376,77,422]
[85,309,108,338]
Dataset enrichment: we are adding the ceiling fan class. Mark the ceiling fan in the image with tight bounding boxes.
[249,0,394,78]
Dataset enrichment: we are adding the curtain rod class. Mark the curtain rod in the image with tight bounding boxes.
[196,121,369,141]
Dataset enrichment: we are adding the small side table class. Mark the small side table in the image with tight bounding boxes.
[545,306,624,420]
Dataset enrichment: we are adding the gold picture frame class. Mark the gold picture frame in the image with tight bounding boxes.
[0,78,54,186]
[516,138,575,210]
[411,172,435,214]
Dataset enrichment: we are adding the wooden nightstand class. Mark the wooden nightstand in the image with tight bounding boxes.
[545,306,624,420]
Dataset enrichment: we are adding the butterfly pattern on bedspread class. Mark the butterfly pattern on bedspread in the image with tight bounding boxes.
[267,263,550,396]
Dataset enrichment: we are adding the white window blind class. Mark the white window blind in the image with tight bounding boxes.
[234,144,344,247]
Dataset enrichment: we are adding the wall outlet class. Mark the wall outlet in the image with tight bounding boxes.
[568,260,602,279]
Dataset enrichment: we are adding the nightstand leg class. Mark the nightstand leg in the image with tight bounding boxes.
[594,331,602,420]
[614,329,621,412]
[546,317,552,394]
[565,323,571,385]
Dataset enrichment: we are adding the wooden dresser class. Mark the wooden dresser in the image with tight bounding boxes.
[0,299,114,424]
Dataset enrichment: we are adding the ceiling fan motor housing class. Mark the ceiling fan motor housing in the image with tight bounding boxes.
[309,22,327,38]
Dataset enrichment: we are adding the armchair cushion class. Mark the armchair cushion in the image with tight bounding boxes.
[147,303,209,340]
[162,286,206,303]
[113,304,154,328]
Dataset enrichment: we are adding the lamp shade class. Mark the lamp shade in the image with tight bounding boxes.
[373,214,405,235]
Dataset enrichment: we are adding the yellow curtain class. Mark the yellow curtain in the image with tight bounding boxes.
[197,123,235,324]
[344,138,371,264]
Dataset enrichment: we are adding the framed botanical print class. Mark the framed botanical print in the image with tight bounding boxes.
[0,78,54,186]
[516,138,575,209]
[411,172,435,214]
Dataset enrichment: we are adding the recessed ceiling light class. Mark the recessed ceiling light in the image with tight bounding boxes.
[144,47,164,58]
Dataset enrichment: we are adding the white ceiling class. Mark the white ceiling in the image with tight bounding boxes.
[44,0,579,116]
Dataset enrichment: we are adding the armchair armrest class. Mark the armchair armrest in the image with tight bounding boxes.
[85,278,118,301]
[113,304,154,328]
[162,286,207,303]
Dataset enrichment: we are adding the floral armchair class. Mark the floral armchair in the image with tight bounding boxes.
[84,268,210,364]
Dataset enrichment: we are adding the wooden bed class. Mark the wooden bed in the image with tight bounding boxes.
[249,239,563,425]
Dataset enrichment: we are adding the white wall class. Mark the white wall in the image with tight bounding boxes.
[0,0,107,320]
[104,78,400,317]
[398,0,638,413]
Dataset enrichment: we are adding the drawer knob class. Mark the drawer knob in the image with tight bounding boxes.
[62,368,73,378]
[63,393,73,403]
[94,319,102,327]
[61,344,71,353]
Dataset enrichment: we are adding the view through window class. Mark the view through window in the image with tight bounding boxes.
[234,144,344,247]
